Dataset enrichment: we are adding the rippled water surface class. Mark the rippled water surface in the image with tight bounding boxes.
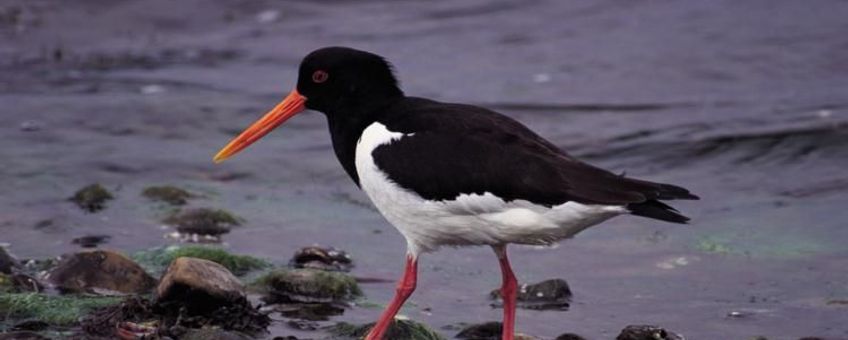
[2,1,848,338]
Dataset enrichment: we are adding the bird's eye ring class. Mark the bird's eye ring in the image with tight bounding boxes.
[312,70,329,83]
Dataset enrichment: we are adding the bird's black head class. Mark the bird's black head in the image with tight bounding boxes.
[213,46,404,163]
[296,47,404,115]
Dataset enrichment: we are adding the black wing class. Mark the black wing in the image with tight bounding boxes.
[373,97,698,223]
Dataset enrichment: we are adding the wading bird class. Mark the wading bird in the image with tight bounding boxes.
[214,47,698,340]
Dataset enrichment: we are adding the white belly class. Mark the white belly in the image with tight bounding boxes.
[354,122,625,255]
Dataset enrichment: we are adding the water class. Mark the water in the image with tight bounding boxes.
[1,0,847,338]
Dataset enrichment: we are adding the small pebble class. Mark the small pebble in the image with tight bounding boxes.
[532,73,552,83]
[256,10,280,23]
[140,84,166,95]
[19,120,43,131]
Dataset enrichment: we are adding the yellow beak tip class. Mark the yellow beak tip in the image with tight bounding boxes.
[212,153,228,164]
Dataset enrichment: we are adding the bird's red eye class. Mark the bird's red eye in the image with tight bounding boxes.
[312,70,329,83]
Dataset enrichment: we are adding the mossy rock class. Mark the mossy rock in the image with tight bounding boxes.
[164,208,242,236]
[251,269,361,304]
[328,319,444,340]
[0,293,120,325]
[132,245,269,276]
[142,185,195,205]
[69,183,114,212]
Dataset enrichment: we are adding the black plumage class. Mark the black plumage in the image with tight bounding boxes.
[369,97,697,223]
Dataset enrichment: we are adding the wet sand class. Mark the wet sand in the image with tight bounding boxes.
[2,0,848,338]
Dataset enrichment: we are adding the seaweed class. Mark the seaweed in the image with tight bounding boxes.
[132,245,269,276]
[0,293,121,325]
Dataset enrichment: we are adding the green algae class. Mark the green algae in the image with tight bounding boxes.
[0,293,120,325]
[694,231,828,259]
[132,245,269,276]
[695,237,734,255]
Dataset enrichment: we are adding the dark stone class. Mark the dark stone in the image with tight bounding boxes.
[71,235,111,248]
[290,246,353,272]
[46,250,156,294]
[490,278,572,310]
[328,320,443,340]
[11,320,49,331]
[456,321,501,339]
[68,183,114,212]
[0,332,50,340]
[276,303,344,321]
[616,325,684,340]
[164,208,241,236]
[0,246,20,274]
[556,333,588,340]
[142,186,195,205]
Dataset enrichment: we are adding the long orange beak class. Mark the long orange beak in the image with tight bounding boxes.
[213,89,306,163]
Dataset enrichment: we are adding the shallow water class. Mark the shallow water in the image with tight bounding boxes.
[2,0,848,338]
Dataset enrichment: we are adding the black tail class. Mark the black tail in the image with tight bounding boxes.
[627,199,690,224]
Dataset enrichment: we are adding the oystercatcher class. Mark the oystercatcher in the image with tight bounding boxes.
[214,47,698,340]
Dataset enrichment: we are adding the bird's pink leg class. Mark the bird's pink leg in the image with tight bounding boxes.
[494,245,517,340]
[366,253,418,340]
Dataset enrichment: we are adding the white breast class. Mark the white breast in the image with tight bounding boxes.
[354,122,626,256]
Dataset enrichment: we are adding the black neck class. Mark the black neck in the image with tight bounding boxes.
[324,95,403,186]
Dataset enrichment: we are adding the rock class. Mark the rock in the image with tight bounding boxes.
[156,257,245,311]
[46,250,156,294]
[556,333,588,340]
[490,278,572,310]
[274,302,344,321]
[69,183,114,212]
[182,327,252,340]
[10,320,49,331]
[71,234,111,248]
[164,208,241,236]
[0,246,20,274]
[155,258,270,335]
[329,319,444,340]
[253,269,361,304]
[0,332,50,340]
[456,321,501,339]
[291,245,353,272]
[616,325,685,340]
[142,185,195,205]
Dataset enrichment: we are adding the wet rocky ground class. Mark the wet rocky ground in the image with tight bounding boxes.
[2,0,848,339]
